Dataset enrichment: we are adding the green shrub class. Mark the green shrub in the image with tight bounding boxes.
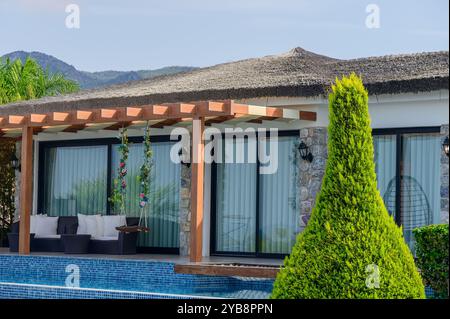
[271,74,425,299]
[413,224,449,299]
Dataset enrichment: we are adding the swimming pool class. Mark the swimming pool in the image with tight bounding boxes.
[0,255,274,299]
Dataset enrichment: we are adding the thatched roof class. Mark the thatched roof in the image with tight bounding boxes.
[0,47,448,116]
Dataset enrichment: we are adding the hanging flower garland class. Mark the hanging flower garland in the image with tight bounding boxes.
[138,122,152,208]
[109,127,129,214]
[137,122,152,231]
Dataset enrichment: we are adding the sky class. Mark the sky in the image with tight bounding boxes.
[0,0,448,71]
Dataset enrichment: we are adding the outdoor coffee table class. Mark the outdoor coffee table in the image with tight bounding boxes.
[62,234,91,254]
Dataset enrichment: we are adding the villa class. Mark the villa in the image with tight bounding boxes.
[0,47,448,268]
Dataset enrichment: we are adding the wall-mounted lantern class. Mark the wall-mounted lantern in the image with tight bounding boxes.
[178,147,191,168]
[443,136,449,157]
[298,141,314,163]
[10,153,21,172]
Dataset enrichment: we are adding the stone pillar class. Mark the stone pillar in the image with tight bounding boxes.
[179,164,191,256]
[298,127,328,230]
[441,124,449,224]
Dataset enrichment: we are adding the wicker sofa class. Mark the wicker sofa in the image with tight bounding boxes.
[8,216,140,255]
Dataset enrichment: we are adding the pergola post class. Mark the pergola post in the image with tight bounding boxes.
[189,117,205,262]
[18,126,33,255]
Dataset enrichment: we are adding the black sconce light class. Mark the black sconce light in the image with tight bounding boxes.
[443,136,449,158]
[10,153,21,172]
[298,141,314,163]
[178,147,191,168]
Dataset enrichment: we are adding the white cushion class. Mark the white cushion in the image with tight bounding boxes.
[96,215,104,237]
[91,236,119,241]
[34,234,61,239]
[34,216,58,237]
[102,215,127,238]
[76,214,87,234]
[30,214,47,234]
[85,215,100,237]
[77,214,101,237]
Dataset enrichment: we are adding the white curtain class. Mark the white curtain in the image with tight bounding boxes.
[373,135,397,216]
[402,134,441,250]
[215,136,299,254]
[259,136,299,254]
[43,145,108,216]
[216,138,257,253]
[373,133,441,251]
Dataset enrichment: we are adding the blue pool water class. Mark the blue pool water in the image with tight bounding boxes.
[0,255,274,299]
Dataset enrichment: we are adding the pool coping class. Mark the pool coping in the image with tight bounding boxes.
[0,282,221,299]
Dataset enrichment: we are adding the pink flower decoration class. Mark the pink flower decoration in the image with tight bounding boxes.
[139,193,145,199]
[140,201,146,207]
[120,162,125,168]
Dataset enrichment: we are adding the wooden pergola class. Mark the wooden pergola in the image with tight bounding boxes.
[0,100,316,262]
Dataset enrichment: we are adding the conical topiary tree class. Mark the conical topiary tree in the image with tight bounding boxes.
[271,74,425,299]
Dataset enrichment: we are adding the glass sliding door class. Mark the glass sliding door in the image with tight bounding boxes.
[112,142,180,249]
[39,137,181,254]
[401,134,441,250]
[213,132,300,256]
[259,136,299,254]
[215,138,257,253]
[373,129,442,251]
[42,145,108,216]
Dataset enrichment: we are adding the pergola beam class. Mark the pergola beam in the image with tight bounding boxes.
[103,121,132,131]
[0,101,317,131]
[63,124,87,133]
[151,118,182,129]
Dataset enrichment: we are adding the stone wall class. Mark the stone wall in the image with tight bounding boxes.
[298,127,328,230]
[441,124,449,224]
[179,164,191,256]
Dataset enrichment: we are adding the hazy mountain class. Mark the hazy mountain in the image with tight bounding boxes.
[1,51,198,89]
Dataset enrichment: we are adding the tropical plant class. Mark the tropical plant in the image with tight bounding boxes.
[0,57,79,105]
[271,74,425,299]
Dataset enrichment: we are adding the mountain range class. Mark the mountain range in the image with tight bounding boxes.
[1,51,198,89]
